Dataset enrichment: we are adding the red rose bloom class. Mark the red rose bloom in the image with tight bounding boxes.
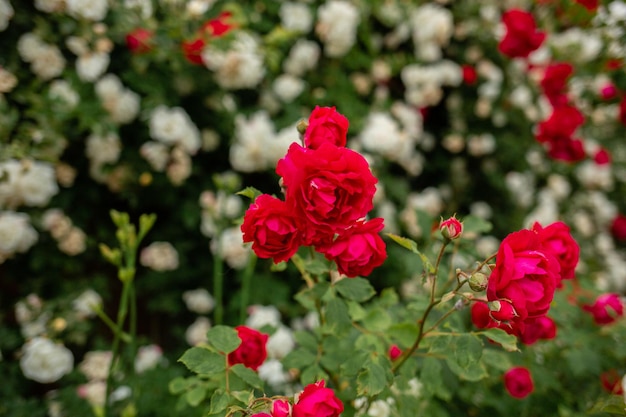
[498,9,546,58]
[182,11,235,65]
[272,399,291,417]
[504,367,534,399]
[462,65,477,85]
[125,28,154,54]
[532,221,579,282]
[536,105,584,140]
[181,38,206,65]
[227,326,268,371]
[600,370,624,395]
[540,62,573,107]
[319,218,387,277]
[293,381,344,417]
[546,137,586,162]
[241,194,302,264]
[303,106,350,149]
[594,148,611,165]
[518,316,556,345]
[619,97,626,127]
[583,293,624,325]
[487,229,560,322]
[575,0,599,11]
[276,142,377,245]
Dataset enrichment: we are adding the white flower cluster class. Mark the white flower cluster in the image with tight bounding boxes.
[283,39,320,77]
[0,211,38,264]
[144,105,201,185]
[66,36,110,82]
[78,350,111,406]
[17,32,66,81]
[358,102,425,176]
[401,60,462,107]
[41,209,87,256]
[0,0,14,31]
[20,337,74,383]
[139,241,179,272]
[0,66,17,94]
[229,111,295,173]
[0,159,59,209]
[66,0,108,21]
[210,226,251,270]
[134,344,164,374]
[185,316,211,346]
[72,289,103,319]
[95,74,141,124]
[34,0,64,13]
[199,190,243,238]
[48,80,80,108]
[183,288,215,314]
[15,293,48,338]
[84,131,122,183]
[410,3,454,62]
[280,2,313,33]
[202,32,266,90]
[316,0,360,58]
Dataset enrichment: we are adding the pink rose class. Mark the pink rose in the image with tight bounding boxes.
[583,293,624,325]
[303,106,349,149]
[227,326,268,371]
[440,216,463,240]
[504,367,534,399]
[487,229,560,322]
[319,218,387,277]
[498,9,546,58]
[276,142,377,245]
[241,194,302,263]
[532,221,579,282]
[293,381,344,417]
[272,399,291,417]
[125,28,154,54]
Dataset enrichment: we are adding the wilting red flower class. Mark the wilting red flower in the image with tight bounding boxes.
[276,142,377,245]
[532,221,579,282]
[293,381,344,417]
[125,28,154,54]
[504,367,534,399]
[574,0,599,11]
[241,194,302,264]
[611,214,626,241]
[227,326,268,371]
[304,106,350,149]
[498,9,546,58]
[583,293,624,325]
[487,229,560,322]
[319,218,387,277]
[600,370,624,395]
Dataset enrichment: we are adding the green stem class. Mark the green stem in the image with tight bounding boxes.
[291,254,315,288]
[91,305,131,343]
[239,254,257,324]
[129,282,138,367]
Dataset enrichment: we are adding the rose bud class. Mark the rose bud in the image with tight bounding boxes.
[440,216,463,240]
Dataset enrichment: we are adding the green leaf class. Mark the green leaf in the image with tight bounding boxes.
[346,299,367,321]
[185,384,206,407]
[178,347,226,375]
[357,361,390,397]
[420,357,451,400]
[168,376,194,395]
[207,325,241,354]
[362,308,392,332]
[451,334,483,370]
[386,233,419,254]
[323,297,352,334]
[230,364,264,390]
[588,395,626,415]
[446,357,488,381]
[293,330,319,351]
[476,328,519,352]
[295,281,330,310]
[236,187,262,200]
[230,390,254,405]
[334,277,376,302]
[301,364,328,385]
[388,323,419,348]
[461,215,493,236]
[282,347,317,370]
[208,390,230,414]
[340,351,369,376]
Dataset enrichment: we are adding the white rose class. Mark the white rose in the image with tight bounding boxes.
[182,288,215,314]
[15,160,59,207]
[0,211,38,258]
[0,0,14,31]
[273,74,305,103]
[72,289,103,318]
[185,317,211,346]
[20,337,74,383]
[76,52,110,82]
[140,241,179,271]
[34,0,64,13]
[316,0,360,58]
[134,345,163,373]
[140,141,169,172]
[284,39,320,76]
[280,2,313,33]
[30,44,66,80]
[246,305,281,329]
[49,80,80,108]
[66,0,108,20]
[79,350,112,381]
[85,132,121,167]
[266,325,295,359]
[17,33,44,62]
[258,358,290,387]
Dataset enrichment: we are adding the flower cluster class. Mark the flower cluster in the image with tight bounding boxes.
[241,107,387,277]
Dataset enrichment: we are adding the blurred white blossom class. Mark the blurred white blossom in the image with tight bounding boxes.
[20,337,74,383]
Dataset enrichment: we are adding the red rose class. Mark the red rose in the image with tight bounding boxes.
[518,316,556,345]
[181,38,206,65]
[125,28,154,54]
[574,0,599,11]
[536,105,584,141]
[462,65,477,85]
[276,142,377,245]
[227,326,268,371]
[504,367,534,399]
[272,399,291,417]
[303,106,350,149]
[182,11,235,65]
[583,293,624,325]
[611,214,626,241]
[319,218,387,277]
[546,137,586,163]
[201,11,234,37]
[498,9,546,58]
[600,370,624,395]
[594,148,611,165]
[540,62,573,107]
[440,216,463,240]
[241,194,302,264]
[532,221,579,282]
[619,96,626,127]
[293,381,344,417]
[487,229,560,322]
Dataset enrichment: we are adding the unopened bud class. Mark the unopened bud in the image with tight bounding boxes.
[296,118,308,135]
[469,272,488,292]
[440,216,463,240]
